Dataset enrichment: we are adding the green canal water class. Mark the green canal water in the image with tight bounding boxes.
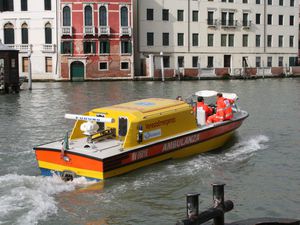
[0,79,299,225]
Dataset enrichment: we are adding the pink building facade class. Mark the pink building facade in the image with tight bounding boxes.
[60,0,133,81]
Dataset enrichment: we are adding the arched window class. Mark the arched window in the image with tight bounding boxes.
[84,5,92,26]
[63,6,71,26]
[21,23,28,44]
[99,6,107,26]
[4,23,14,44]
[120,6,128,27]
[44,22,52,44]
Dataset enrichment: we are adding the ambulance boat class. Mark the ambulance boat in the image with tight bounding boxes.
[33,91,248,181]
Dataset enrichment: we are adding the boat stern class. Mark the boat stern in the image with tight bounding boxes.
[34,142,104,181]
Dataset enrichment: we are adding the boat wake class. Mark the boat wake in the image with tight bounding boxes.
[0,135,269,225]
[0,174,96,225]
[171,134,270,176]
[104,135,270,195]
[223,134,269,161]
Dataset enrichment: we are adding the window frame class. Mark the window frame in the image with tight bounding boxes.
[83,41,96,54]
[63,6,71,27]
[177,10,184,21]
[120,39,132,54]
[99,61,109,71]
[162,9,169,21]
[61,41,73,55]
[177,33,184,46]
[99,5,108,26]
[4,23,15,44]
[147,8,154,21]
[207,34,214,47]
[192,56,199,68]
[192,33,199,46]
[45,23,52,44]
[21,24,28,44]
[45,57,52,73]
[162,32,169,46]
[21,0,27,11]
[147,32,154,46]
[44,0,51,11]
[120,61,130,70]
[120,5,129,27]
[99,39,110,54]
[192,10,198,22]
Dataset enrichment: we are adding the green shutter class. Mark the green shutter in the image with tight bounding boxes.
[93,42,96,54]
[60,42,63,54]
[70,41,73,54]
[128,41,132,54]
[107,41,110,54]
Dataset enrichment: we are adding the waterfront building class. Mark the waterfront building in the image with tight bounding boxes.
[136,0,299,78]
[0,0,59,80]
[60,0,134,80]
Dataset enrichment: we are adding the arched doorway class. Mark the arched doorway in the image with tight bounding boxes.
[70,61,84,81]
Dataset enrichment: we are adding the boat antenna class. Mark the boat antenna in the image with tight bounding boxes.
[63,131,69,150]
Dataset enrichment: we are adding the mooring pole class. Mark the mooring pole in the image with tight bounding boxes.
[186,193,200,220]
[212,183,225,225]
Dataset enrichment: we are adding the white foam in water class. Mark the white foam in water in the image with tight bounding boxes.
[224,135,269,161]
[165,135,270,177]
[0,174,96,225]
[112,135,270,191]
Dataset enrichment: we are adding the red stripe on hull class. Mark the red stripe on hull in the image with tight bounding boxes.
[35,150,103,172]
[103,119,244,171]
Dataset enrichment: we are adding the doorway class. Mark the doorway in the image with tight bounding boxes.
[224,55,231,68]
[70,61,84,81]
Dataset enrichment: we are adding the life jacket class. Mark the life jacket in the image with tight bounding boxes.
[196,102,213,118]
[215,97,227,121]
[223,98,234,120]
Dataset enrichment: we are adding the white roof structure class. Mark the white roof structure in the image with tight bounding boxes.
[195,90,238,101]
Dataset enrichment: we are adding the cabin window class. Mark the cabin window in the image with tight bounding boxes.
[96,114,105,131]
[118,117,128,137]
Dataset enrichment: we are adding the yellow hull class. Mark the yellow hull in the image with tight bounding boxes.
[104,131,233,179]
[37,131,233,180]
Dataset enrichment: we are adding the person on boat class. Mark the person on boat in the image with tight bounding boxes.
[206,93,234,124]
[176,96,183,101]
[194,96,213,119]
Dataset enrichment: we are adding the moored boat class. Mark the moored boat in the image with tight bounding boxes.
[33,90,248,181]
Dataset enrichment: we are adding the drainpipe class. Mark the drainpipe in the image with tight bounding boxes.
[55,0,59,79]
[130,1,135,78]
[27,49,32,90]
[188,0,190,53]
[263,0,266,53]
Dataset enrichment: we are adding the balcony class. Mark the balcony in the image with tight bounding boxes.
[207,19,218,27]
[61,26,72,36]
[84,26,95,36]
[242,20,252,29]
[98,26,110,36]
[120,26,132,37]
[221,20,238,28]
[6,44,30,53]
[42,44,56,53]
